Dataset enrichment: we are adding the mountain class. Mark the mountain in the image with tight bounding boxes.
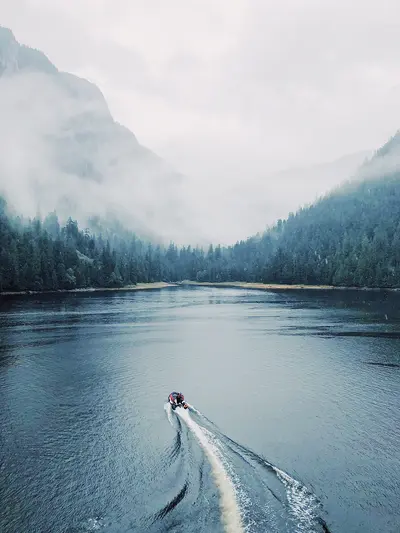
[248,131,400,287]
[0,26,199,244]
[1,129,399,292]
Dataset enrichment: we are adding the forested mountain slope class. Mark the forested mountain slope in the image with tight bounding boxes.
[2,157,400,292]
[1,20,400,291]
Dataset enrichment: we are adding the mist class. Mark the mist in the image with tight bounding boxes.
[0,49,208,246]
[2,0,400,245]
[0,32,372,247]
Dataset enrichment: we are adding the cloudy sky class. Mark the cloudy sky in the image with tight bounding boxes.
[2,0,400,241]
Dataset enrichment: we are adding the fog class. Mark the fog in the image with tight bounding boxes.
[0,58,205,245]
[2,1,400,244]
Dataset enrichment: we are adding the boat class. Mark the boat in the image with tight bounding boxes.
[168,391,188,410]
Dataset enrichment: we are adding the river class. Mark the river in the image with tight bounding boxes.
[0,287,399,533]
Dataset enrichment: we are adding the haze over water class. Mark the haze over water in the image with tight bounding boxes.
[1,287,399,533]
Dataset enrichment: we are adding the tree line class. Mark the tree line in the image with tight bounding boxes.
[266,174,400,287]
[0,196,272,292]
[1,171,400,292]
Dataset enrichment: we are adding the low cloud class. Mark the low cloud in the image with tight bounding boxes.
[2,2,400,243]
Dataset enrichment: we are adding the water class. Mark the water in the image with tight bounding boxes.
[0,287,399,533]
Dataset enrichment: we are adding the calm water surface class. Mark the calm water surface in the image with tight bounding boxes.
[0,287,399,533]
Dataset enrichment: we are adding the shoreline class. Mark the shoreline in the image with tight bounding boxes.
[1,280,400,296]
[0,282,178,297]
[178,281,400,292]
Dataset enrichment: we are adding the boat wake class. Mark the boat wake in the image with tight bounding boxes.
[150,403,332,533]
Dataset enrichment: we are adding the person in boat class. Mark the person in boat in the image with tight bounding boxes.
[168,391,187,408]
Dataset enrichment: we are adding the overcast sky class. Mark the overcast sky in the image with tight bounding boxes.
[2,0,400,241]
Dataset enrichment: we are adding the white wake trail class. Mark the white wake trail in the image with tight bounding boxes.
[164,403,174,427]
[176,409,244,533]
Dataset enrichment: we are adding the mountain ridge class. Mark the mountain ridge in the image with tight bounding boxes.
[0,26,197,244]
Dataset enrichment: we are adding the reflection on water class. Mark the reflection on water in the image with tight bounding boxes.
[0,287,399,533]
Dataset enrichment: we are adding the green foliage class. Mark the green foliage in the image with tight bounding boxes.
[258,174,400,287]
[1,171,400,292]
